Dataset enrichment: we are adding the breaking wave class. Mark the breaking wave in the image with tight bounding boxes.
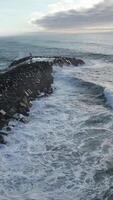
[75,52,113,62]
[104,88,113,108]
[74,77,113,109]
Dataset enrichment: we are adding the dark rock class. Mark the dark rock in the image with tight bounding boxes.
[8,56,30,68]
[0,135,6,144]
[48,87,53,94]
[0,59,53,130]
[75,59,85,65]
[0,131,8,136]
[0,55,85,143]
[19,117,27,123]
[53,56,85,66]
[6,127,11,131]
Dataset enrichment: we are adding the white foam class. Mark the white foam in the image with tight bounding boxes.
[1,64,113,199]
[104,88,113,108]
[32,57,54,62]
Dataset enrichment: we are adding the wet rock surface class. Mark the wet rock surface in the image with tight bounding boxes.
[53,56,85,66]
[0,60,53,130]
[9,56,85,68]
[0,56,85,143]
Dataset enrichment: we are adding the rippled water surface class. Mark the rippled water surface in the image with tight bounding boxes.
[1,33,113,200]
[0,65,113,200]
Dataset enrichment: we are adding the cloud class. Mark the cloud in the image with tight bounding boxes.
[48,0,103,13]
[31,0,113,32]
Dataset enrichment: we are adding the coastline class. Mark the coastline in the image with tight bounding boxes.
[0,56,84,143]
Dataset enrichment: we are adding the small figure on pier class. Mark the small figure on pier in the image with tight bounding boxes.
[29,52,33,64]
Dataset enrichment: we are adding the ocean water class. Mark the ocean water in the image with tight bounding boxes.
[0,32,113,200]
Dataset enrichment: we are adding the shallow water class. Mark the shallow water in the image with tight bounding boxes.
[1,64,113,200]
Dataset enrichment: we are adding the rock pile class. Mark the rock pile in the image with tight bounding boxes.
[0,56,85,144]
[0,61,53,138]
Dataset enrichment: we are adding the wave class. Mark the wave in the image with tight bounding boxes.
[76,52,113,62]
[104,88,113,108]
[75,77,113,109]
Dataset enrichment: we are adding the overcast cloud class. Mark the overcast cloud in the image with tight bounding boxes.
[32,0,113,32]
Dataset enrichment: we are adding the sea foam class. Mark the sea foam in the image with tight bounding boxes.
[104,88,113,108]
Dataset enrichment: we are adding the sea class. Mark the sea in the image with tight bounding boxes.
[0,32,113,200]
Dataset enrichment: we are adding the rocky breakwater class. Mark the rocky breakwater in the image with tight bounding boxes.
[0,56,85,144]
[0,60,53,143]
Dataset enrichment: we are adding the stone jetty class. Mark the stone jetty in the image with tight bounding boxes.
[0,56,85,143]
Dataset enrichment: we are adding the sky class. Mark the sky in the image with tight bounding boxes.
[0,0,113,36]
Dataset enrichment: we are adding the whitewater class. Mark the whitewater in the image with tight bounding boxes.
[0,33,113,200]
